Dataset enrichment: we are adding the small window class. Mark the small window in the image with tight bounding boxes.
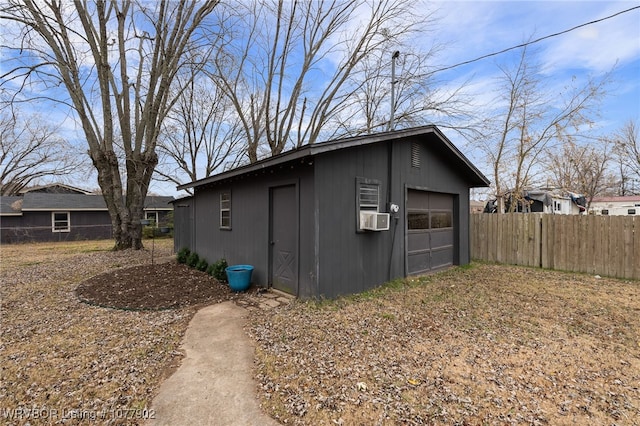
[601,209,609,215]
[52,211,70,232]
[628,209,636,215]
[358,182,379,211]
[408,213,429,230]
[431,211,453,228]
[145,211,158,226]
[220,191,231,229]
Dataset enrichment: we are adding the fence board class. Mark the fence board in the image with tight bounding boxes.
[470,213,639,280]
[634,217,640,280]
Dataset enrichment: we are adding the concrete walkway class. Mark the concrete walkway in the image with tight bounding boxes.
[149,301,280,426]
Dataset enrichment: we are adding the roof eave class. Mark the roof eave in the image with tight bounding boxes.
[179,125,491,190]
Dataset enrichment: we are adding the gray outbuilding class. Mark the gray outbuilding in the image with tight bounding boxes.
[175,125,489,299]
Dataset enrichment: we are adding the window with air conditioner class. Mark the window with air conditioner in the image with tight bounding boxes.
[356,178,389,231]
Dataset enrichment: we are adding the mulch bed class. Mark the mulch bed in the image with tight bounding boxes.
[75,262,238,310]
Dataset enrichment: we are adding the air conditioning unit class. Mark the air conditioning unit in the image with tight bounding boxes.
[360,211,390,231]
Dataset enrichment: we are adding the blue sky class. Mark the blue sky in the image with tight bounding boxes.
[428,0,639,139]
[156,0,637,197]
[2,1,638,197]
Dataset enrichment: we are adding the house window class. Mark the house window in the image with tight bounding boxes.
[411,142,421,168]
[601,209,609,215]
[628,209,636,215]
[52,212,70,232]
[220,191,231,229]
[145,211,158,226]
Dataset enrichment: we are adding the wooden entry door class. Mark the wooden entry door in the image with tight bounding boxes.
[269,184,298,295]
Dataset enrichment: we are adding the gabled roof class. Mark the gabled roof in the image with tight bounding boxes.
[19,183,93,195]
[21,193,108,211]
[179,125,490,190]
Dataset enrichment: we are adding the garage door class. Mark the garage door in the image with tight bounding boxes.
[406,190,454,275]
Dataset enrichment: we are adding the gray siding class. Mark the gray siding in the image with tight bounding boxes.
[398,134,472,266]
[313,134,473,298]
[172,198,193,252]
[314,142,397,298]
[178,126,487,299]
[1,211,112,243]
[191,163,316,297]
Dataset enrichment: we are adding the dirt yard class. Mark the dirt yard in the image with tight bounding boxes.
[0,239,240,425]
[248,265,640,425]
[1,240,639,425]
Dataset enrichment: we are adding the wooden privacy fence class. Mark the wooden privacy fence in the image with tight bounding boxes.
[470,213,640,280]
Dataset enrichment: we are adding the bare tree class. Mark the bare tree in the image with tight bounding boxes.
[208,0,429,163]
[341,45,475,136]
[0,108,85,195]
[1,0,219,249]
[611,119,640,195]
[475,45,608,212]
[545,138,613,209]
[155,67,245,192]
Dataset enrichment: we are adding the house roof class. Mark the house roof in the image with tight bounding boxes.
[591,195,640,203]
[19,183,93,195]
[0,193,174,214]
[0,196,23,216]
[21,193,109,211]
[179,125,490,190]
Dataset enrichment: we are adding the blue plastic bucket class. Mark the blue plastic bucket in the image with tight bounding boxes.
[225,265,254,292]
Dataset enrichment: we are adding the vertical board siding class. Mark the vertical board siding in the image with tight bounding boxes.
[471,213,639,280]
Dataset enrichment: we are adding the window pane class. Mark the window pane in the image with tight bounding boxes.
[431,211,452,228]
[408,213,430,230]
[221,211,230,227]
[220,191,231,228]
[53,212,69,231]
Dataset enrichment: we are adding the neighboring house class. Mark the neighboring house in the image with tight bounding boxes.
[483,189,587,214]
[0,187,173,243]
[174,125,490,299]
[470,200,485,214]
[588,195,640,216]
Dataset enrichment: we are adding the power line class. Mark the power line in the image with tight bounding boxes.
[431,5,640,75]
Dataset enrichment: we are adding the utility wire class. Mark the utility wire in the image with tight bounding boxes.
[431,5,640,75]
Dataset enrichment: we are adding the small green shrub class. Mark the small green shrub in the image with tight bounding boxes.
[207,258,228,282]
[177,247,190,264]
[195,258,208,272]
[186,252,200,268]
[142,226,156,239]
